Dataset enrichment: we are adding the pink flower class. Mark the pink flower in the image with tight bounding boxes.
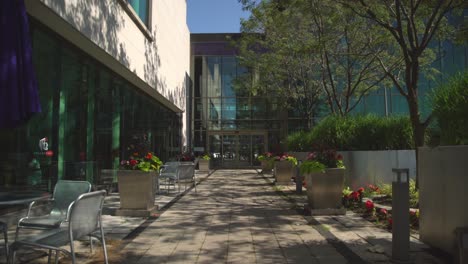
[380,208,388,216]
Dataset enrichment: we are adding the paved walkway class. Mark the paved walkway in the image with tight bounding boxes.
[1,170,449,263]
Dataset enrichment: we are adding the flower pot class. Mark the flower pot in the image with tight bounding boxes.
[261,160,273,173]
[304,168,345,210]
[117,170,157,210]
[199,160,210,171]
[274,161,295,184]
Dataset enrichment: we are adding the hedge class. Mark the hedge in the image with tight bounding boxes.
[287,114,414,151]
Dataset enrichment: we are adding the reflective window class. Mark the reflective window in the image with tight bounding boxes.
[128,0,149,26]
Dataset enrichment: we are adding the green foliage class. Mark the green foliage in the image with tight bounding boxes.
[300,160,326,174]
[202,154,211,161]
[287,131,309,151]
[409,180,419,208]
[378,183,393,198]
[430,71,468,145]
[287,114,414,151]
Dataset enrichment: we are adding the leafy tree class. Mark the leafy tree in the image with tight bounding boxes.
[236,0,391,119]
[235,0,324,129]
[341,0,465,148]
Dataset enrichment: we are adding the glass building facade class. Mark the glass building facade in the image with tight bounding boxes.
[191,34,289,168]
[190,33,467,168]
[0,20,181,191]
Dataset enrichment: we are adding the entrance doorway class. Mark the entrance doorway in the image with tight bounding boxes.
[208,132,267,168]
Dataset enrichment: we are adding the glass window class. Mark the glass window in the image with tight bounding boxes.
[222,57,236,97]
[128,0,149,26]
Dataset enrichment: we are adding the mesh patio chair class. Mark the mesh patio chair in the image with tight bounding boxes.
[15,180,92,240]
[9,190,108,264]
[1,221,7,261]
[178,162,196,193]
[158,162,179,193]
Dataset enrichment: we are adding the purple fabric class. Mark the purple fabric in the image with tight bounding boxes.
[0,0,41,128]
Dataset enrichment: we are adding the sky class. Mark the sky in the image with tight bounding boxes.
[187,0,251,33]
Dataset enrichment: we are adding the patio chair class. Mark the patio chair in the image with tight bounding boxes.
[1,221,7,261]
[9,190,108,264]
[178,162,196,193]
[15,180,92,240]
[158,162,179,193]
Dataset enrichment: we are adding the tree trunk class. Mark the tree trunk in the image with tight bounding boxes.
[407,91,425,189]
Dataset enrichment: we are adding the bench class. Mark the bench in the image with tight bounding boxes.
[158,162,196,193]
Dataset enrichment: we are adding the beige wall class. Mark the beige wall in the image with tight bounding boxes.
[25,0,190,144]
[419,146,468,257]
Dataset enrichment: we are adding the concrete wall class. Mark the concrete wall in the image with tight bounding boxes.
[25,0,190,144]
[419,146,468,256]
[290,150,416,189]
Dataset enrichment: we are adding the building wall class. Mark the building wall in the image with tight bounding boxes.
[25,0,190,144]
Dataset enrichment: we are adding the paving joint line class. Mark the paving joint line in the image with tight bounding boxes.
[258,170,369,264]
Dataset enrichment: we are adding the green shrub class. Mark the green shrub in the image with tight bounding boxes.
[287,131,309,151]
[430,71,468,145]
[287,114,414,151]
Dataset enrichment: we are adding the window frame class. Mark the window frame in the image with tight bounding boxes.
[118,0,153,41]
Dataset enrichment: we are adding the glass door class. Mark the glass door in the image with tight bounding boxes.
[208,133,267,168]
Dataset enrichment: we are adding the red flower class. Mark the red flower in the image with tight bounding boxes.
[365,200,374,211]
[388,218,393,227]
[145,153,152,159]
[349,191,360,201]
[129,159,138,166]
[336,154,343,160]
[380,208,388,216]
[357,187,364,193]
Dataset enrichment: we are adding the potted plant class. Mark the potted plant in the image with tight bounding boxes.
[258,152,274,173]
[198,154,210,171]
[300,147,345,213]
[117,151,162,214]
[273,154,298,184]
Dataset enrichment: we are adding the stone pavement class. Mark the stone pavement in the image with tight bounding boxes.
[0,170,450,263]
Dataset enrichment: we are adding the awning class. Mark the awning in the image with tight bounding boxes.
[0,0,41,128]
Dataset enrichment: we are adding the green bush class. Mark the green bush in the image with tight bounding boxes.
[287,114,414,151]
[430,71,468,145]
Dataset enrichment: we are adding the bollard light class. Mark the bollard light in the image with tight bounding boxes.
[391,168,410,263]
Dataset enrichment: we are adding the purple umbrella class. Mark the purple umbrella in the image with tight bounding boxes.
[0,0,41,128]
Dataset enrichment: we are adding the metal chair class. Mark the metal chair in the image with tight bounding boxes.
[158,162,179,193]
[1,221,8,261]
[178,162,196,193]
[9,190,108,264]
[15,180,92,240]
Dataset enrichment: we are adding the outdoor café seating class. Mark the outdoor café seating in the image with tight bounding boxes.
[15,180,92,240]
[9,190,108,264]
[159,162,196,193]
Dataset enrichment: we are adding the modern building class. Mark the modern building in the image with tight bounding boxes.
[188,32,467,169]
[0,0,190,190]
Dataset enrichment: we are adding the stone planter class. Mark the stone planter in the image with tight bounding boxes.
[274,161,294,184]
[117,170,158,216]
[419,145,468,257]
[260,160,273,174]
[198,159,210,171]
[304,168,345,214]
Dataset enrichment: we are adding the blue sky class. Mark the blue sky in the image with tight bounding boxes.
[187,0,251,33]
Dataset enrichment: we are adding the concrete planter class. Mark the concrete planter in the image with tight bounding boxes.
[304,168,345,212]
[290,150,415,188]
[419,145,468,257]
[117,170,157,214]
[198,159,210,171]
[274,161,294,184]
[260,160,274,173]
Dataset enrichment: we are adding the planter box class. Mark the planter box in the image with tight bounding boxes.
[304,168,345,212]
[117,170,157,214]
[198,160,210,171]
[419,145,468,257]
[290,150,416,188]
[260,160,273,174]
[274,161,294,184]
